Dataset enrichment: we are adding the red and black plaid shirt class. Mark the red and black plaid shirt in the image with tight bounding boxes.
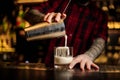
[32,0,108,67]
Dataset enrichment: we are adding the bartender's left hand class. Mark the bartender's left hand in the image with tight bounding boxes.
[69,54,99,71]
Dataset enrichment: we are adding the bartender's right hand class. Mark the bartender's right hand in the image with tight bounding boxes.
[44,12,66,23]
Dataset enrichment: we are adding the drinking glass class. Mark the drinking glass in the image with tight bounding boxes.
[54,47,73,69]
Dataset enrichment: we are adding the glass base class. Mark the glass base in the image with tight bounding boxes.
[54,64,69,70]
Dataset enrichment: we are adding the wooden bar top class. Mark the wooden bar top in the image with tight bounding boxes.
[0,62,120,80]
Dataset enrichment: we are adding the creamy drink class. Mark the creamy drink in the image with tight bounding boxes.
[54,56,73,65]
[54,35,73,69]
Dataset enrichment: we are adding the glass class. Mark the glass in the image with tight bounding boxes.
[54,47,73,69]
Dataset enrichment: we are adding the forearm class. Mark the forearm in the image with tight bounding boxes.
[24,9,45,25]
[84,38,105,61]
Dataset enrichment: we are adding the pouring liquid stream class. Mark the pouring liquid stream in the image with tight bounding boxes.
[64,35,70,55]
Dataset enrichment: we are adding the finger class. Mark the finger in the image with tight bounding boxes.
[61,13,67,20]
[69,58,80,69]
[55,13,61,22]
[44,12,56,23]
[80,60,86,71]
[47,12,56,23]
[44,13,50,21]
[91,63,99,70]
[86,62,91,70]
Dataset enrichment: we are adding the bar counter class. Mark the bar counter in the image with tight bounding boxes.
[0,62,120,80]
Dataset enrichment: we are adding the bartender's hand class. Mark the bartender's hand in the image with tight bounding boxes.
[69,54,99,71]
[44,12,66,23]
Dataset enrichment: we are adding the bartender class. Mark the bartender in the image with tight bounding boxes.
[20,0,108,71]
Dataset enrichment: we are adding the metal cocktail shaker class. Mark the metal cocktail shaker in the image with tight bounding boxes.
[24,9,66,41]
